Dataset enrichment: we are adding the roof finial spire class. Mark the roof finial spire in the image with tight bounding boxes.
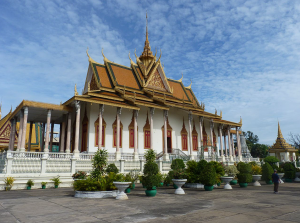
[146,11,148,41]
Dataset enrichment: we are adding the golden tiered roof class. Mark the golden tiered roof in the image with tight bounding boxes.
[68,15,242,127]
[269,122,296,152]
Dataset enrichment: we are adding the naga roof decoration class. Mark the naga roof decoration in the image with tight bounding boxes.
[269,122,296,152]
[77,15,242,127]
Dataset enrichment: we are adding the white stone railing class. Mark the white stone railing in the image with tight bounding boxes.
[48,153,73,160]
[108,153,116,161]
[121,153,134,161]
[79,153,95,160]
[9,151,44,159]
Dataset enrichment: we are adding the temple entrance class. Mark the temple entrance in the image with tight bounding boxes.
[167,136,172,153]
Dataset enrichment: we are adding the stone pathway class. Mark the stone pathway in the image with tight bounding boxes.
[0,182,299,223]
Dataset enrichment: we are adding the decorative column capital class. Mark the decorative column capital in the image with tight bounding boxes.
[227,125,231,131]
[117,107,122,116]
[134,110,139,118]
[164,110,168,119]
[150,107,155,116]
[75,101,80,112]
[47,109,51,117]
[99,104,104,114]
[24,107,29,115]
[199,116,204,123]
[188,112,193,122]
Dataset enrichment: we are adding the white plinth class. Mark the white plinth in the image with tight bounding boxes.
[252,175,262,186]
[113,182,131,200]
[172,179,187,194]
[220,176,233,189]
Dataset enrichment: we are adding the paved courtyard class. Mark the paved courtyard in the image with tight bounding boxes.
[0,182,299,223]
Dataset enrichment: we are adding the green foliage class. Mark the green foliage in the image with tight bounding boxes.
[90,149,108,181]
[264,156,279,165]
[26,179,34,187]
[144,149,156,163]
[51,176,62,186]
[210,161,225,184]
[105,172,124,190]
[224,165,239,177]
[105,164,119,174]
[262,162,273,181]
[186,160,200,183]
[237,162,252,183]
[283,162,296,179]
[200,163,216,186]
[72,171,87,179]
[142,149,161,190]
[171,159,185,170]
[128,169,140,183]
[164,174,172,185]
[251,165,262,175]
[250,144,269,158]
[249,161,258,167]
[41,182,47,186]
[4,177,15,186]
[172,169,187,179]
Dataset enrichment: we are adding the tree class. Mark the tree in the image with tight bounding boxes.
[289,133,300,149]
[250,144,268,158]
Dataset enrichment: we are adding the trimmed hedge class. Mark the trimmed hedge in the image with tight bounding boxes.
[262,162,273,181]
[237,162,252,183]
[200,163,216,186]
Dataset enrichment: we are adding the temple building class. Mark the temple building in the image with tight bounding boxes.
[269,122,297,162]
[4,18,246,162]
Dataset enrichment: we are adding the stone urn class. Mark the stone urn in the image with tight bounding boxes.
[277,173,284,183]
[220,176,233,189]
[172,179,187,194]
[294,172,300,182]
[113,182,131,200]
[252,175,262,186]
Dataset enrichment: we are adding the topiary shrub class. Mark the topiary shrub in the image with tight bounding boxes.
[251,165,262,175]
[171,159,185,170]
[90,149,108,181]
[262,162,273,181]
[186,160,200,183]
[142,149,162,190]
[264,156,279,166]
[237,162,252,183]
[200,163,216,186]
[210,161,225,184]
[283,162,296,179]
[105,163,119,174]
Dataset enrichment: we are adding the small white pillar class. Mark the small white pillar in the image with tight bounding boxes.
[188,113,193,159]
[17,111,24,151]
[44,109,51,153]
[65,113,72,153]
[60,116,66,153]
[20,107,29,152]
[120,159,125,173]
[98,104,104,150]
[73,101,81,158]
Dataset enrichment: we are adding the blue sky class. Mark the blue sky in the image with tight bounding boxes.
[0,0,299,145]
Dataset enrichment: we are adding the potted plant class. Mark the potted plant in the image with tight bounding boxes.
[41,182,47,189]
[210,161,225,187]
[251,165,262,186]
[4,177,15,191]
[106,163,119,174]
[26,179,34,190]
[200,162,216,191]
[124,173,133,193]
[72,171,87,180]
[283,162,296,182]
[128,169,140,189]
[164,174,172,186]
[142,149,161,197]
[236,162,252,187]
[224,165,239,185]
[262,162,273,184]
[170,158,187,193]
[51,176,62,188]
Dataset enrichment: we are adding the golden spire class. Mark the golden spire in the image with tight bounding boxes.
[139,12,155,68]
[0,102,1,120]
[278,121,283,138]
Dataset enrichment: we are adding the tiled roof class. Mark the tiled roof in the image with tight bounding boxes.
[168,80,190,101]
[92,63,113,89]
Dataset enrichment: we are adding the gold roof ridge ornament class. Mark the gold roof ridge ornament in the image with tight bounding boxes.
[220,110,222,118]
[186,79,192,89]
[86,47,97,63]
[101,48,111,63]
[128,51,137,66]
[239,116,242,125]
[178,73,183,82]
[74,84,78,96]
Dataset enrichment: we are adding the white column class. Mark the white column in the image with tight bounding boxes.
[163,110,169,161]
[60,117,66,153]
[115,107,122,160]
[20,107,28,152]
[224,133,227,156]
[49,122,54,152]
[73,101,80,157]
[44,109,51,153]
[199,116,203,154]
[236,127,242,161]
[98,104,104,150]
[17,111,24,151]
[231,133,235,157]
[188,113,193,159]
[209,119,214,157]
[150,108,155,149]
[66,113,72,153]
[28,121,33,152]
[219,125,224,159]
[133,110,139,161]
[8,119,16,151]
[227,126,233,161]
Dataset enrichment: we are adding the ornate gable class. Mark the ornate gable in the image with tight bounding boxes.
[147,69,167,92]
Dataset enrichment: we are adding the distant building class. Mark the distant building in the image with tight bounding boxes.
[269,122,297,162]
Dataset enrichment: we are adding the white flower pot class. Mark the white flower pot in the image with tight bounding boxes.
[294,172,300,182]
[172,179,187,194]
[277,173,284,183]
[113,182,131,200]
[252,175,262,186]
[220,176,233,189]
